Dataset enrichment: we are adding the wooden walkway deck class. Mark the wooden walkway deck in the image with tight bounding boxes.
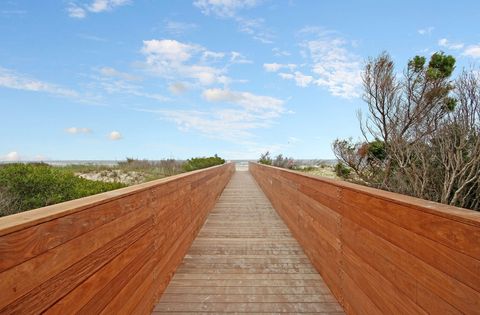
[152,170,344,314]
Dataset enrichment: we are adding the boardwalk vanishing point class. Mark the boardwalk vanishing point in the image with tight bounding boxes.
[153,170,344,314]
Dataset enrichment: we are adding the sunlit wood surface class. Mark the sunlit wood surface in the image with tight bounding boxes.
[152,170,344,314]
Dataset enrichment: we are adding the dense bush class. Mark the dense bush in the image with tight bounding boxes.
[182,155,225,172]
[0,163,125,217]
[334,162,351,178]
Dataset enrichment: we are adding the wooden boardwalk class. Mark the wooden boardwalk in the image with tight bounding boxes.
[152,170,344,314]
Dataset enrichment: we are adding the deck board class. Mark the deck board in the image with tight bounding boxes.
[152,170,344,314]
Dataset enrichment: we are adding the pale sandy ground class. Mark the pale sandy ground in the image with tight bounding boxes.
[302,166,338,179]
[76,170,146,185]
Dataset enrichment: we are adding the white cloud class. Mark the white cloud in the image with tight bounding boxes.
[146,88,286,142]
[418,26,434,35]
[299,29,362,98]
[230,51,252,64]
[67,3,86,18]
[65,127,92,134]
[168,82,189,95]
[109,131,122,140]
[266,30,361,97]
[193,0,259,18]
[96,67,169,101]
[279,71,313,87]
[438,38,464,50]
[264,63,282,72]
[67,0,130,18]
[1,151,21,162]
[263,63,296,72]
[463,45,480,58]
[88,0,131,13]
[141,39,229,86]
[202,88,284,115]
[193,0,273,44]
[0,67,80,99]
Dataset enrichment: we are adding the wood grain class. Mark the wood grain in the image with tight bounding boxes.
[250,162,480,315]
[0,163,233,314]
[153,170,344,314]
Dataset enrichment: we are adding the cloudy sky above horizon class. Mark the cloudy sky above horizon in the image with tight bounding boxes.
[1,0,480,161]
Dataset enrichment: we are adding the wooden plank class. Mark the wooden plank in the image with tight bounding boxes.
[0,192,148,273]
[0,163,234,314]
[152,170,343,314]
[45,229,155,314]
[250,162,480,315]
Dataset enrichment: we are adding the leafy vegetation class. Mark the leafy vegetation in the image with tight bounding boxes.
[0,155,226,217]
[258,151,295,169]
[0,163,125,217]
[333,52,480,211]
[182,155,225,172]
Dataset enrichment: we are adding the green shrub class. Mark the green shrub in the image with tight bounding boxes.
[334,162,351,178]
[258,151,272,165]
[0,163,125,217]
[182,155,225,172]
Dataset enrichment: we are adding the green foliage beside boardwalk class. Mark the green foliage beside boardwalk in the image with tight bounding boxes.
[182,155,225,172]
[0,163,125,217]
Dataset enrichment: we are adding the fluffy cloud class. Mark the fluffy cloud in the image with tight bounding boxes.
[65,127,92,134]
[0,67,80,98]
[304,36,362,98]
[141,39,229,86]
[149,88,286,141]
[109,131,122,140]
[438,38,464,50]
[1,151,20,161]
[263,29,362,98]
[463,45,480,58]
[67,0,131,18]
[202,88,284,115]
[67,3,87,18]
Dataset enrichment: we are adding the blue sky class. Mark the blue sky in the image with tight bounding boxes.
[1,0,479,161]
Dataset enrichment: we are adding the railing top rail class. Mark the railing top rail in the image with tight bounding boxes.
[0,163,234,237]
[249,162,480,227]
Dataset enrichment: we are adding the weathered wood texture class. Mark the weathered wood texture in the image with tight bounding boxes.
[249,162,480,315]
[0,163,234,314]
[153,170,344,314]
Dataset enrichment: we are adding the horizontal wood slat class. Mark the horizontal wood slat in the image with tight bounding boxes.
[0,163,234,314]
[249,162,480,315]
[152,171,344,314]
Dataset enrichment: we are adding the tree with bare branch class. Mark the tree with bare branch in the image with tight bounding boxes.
[333,52,480,211]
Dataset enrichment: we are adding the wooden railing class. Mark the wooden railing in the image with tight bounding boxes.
[250,162,480,315]
[0,163,234,314]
